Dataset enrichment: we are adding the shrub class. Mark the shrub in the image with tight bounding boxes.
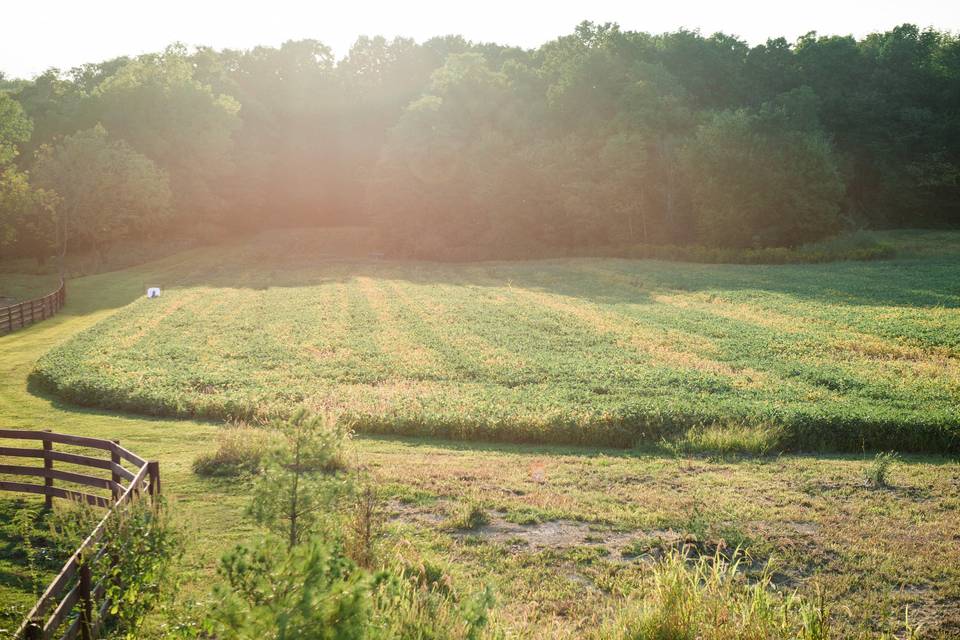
[192,423,283,477]
[248,409,352,548]
[345,485,381,570]
[46,497,182,640]
[865,451,899,488]
[99,498,183,638]
[208,538,496,640]
[211,539,372,640]
[614,231,895,265]
[658,423,783,457]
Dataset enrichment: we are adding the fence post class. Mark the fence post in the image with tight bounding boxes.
[42,430,53,510]
[110,441,122,503]
[78,562,93,640]
[147,461,161,500]
[23,618,42,640]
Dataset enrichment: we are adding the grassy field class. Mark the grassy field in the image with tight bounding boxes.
[30,229,960,452]
[0,273,60,306]
[1,230,959,638]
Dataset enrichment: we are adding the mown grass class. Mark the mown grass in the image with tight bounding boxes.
[29,229,960,452]
[0,273,60,305]
[0,231,958,637]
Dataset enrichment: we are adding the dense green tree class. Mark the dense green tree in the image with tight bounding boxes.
[0,93,54,260]
[2,23,959,260]
[0,93,31,166]
[32,125,172,262]
[685,90,844,247]
[93,47,239,223]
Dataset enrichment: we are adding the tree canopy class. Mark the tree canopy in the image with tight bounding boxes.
[1,22,959,260]
[32,125,171,262]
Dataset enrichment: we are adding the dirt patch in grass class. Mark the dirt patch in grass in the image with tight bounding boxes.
[388,500,752,563]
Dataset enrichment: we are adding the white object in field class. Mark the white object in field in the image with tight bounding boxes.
[147,287,162,298]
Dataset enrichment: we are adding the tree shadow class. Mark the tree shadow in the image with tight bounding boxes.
[355,433,960,466]
[38,228,960,319]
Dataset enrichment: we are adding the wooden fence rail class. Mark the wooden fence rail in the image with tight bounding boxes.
[0,429,160,640]
[0,280,66,336]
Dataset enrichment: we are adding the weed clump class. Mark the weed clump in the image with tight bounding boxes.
[865,451,900,488]
[192,423,283,477]
[593,549,831,640]
[443,503,489,531]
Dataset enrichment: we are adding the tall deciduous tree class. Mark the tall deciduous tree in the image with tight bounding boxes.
[93,46,239,224]
[33,125,172,263]
[685,90,844,247]
[0,93,56,261]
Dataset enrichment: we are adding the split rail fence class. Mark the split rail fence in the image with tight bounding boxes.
[0,280,66,336]
[0,429,160,640]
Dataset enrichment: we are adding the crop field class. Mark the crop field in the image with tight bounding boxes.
[31,230,960,452]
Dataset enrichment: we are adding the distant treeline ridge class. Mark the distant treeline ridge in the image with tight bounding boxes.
[1,22,958,260]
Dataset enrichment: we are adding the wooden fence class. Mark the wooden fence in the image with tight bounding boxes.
[0,280,66,336]
[0,429,160,640]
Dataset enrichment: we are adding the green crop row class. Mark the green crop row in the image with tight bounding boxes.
[30,231,960,453]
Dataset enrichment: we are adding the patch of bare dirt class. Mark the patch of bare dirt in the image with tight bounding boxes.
[386,500,745,563]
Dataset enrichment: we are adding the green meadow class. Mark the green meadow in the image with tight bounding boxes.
[1,230,959,638]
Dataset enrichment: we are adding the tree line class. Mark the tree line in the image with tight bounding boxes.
[1,22,958,262]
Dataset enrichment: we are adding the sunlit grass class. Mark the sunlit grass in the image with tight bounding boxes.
[1,230,958,637]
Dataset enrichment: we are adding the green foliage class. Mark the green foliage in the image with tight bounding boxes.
[93,46,240,222]
[11,506,43,598]
[0,93,31,166]
[685,98,844,248]
[210,539,371,640]
[207,405,496,639]
[865,451,900,488]
[443,503,489,531]
[0,94,55,256]
[592,550,831,640]
[209,538,497,640]
[30,230,960,454]
[4,24,960,259]
[46,498,103,551]
[0,166,58,257]
[32,124,172,260]
[247,409,351,548]
[344,485,381,570]
[41,497,182,640]
[100,498,183,639]
[607,231,895,264]
[659,424,782,457]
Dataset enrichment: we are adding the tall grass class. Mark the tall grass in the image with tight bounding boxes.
[192,422,284,477]
[864,451,900,488]
[592,550,830,640]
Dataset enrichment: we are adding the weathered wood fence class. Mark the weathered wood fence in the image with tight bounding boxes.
[0,429,160,640]
[0,280,66,336]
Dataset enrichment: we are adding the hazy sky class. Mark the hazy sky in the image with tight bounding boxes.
[3,0,959,79]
